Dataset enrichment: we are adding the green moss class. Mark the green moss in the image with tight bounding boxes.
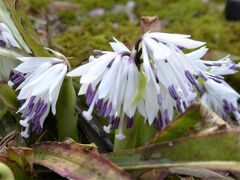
[28,0,240,62]
[23,0,52,11]
[54,18,140,64]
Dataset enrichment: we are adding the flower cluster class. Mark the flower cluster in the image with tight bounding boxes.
[68,40,138,139]
[2,21,239,140]
[68,32,240,139]
[9,57,67,138]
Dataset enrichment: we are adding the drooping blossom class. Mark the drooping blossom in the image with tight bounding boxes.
[9,57,67,138]
[68,39,139,139]
[139,32,205,128]
[68,32,240,139]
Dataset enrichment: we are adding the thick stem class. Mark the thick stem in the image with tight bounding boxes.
[56,77,79,141]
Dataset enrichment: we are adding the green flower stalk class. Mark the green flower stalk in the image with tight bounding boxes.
[56,77,79,141]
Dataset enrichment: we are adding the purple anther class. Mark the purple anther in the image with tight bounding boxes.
[107,60,114,68]
[19,99,26,105]
[177,46,184,50]
[28,96,36,106]
[204,63,213,67]
[212,63,222,66]
[109,116,114,125]
[209,74,224,80]
[104,103,112,117]
[126,117,133,129]
[96,99,103,110]
[168,85,180,100]
[210,77,223,84]
[154,118,162,131]
[36,103,47,116]
[185,70,196,84]
[185,70,204,93]
[194,81,204,93]
[12,75,25,85]
[230,64,238,70]
[30,117,42,134]
[34,99,43,112]
[10,71,22,81]
[86,84,93,95]
[223,99,233,114]
[98,102,107,116]
[157,93,163,105]
[198,72,207,81]
[112,116,120,129]
[25,104,35,116]
[164,109,170,124]
[86,91,94,105]
[176,100,183,114]
[86,84,94,105]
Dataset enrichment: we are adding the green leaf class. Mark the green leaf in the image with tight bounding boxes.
[56,77,79,141]
[33,141,131,180]
[131,71,147,106]
[0,82,19,115]
[6,147,33,173]
[0,156,28,180]
[139,167,232,180]
[0,107,8,120]
[0,161,15,180]
[2,0,49,56]
[105,129,240,171]
[150,103,229,144]
[0,48,21,81]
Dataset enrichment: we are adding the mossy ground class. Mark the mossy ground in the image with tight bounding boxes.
[26,0,240,57]
[26,0,240,89]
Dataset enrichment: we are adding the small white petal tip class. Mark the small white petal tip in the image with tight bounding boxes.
[7,81,14,88]
[19,120,29,127]
[82,111,92,121]
[116,133,126,140]
[103,125,111,133]
[20,131,29,138]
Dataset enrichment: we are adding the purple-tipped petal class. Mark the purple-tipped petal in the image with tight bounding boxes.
[112,117,120,129]
[126,117,133,129]
[96,99,103,110]
[104,103,112,117]
[157,93,163,105]
[98,102,107,116]
[154,118,162,131]
[168,85,180,100]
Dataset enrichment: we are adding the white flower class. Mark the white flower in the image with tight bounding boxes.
[10,57,67,138]
[0,47,20,81]
[0,23,20,49]
[139,32,205,128]
[68,39,139,140]
[68,32,240,138]
[201,79,240,122]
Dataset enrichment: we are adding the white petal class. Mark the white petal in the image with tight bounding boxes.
[49,65,67,114]
[98,55,121,99]
[80,53,116,83]
[186,47,208,61]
